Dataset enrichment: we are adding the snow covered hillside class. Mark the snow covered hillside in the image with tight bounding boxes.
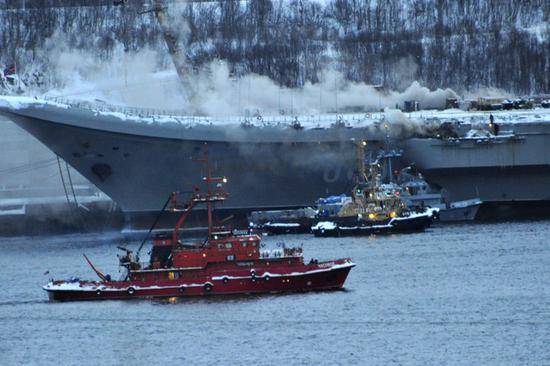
[0,0,548,97]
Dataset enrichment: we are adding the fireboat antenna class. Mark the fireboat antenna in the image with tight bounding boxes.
[196,143,214,236]
[193,143,227,237]
[205,145,213,236]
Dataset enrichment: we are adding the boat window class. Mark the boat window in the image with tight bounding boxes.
[236,261,254,266]
[241,242,247,247]
[251,242,257,247]
[226,255,235,261]
[218,244,224,249]
[225,243,233,249]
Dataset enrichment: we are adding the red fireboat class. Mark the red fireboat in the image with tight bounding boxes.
[43,149,355,301]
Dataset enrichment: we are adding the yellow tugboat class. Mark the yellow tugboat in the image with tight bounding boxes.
[312,141,436,237]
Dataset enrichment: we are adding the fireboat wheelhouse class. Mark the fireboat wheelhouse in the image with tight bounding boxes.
[43,148,355,301]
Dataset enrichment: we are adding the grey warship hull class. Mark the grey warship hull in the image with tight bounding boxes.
[0,98,375,218]
[400,126,550,219]
[2,96,550,222]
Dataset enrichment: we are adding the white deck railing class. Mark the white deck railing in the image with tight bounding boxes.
[42,95,384,127]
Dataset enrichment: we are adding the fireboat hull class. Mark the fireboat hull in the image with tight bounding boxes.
[44,260,354,301]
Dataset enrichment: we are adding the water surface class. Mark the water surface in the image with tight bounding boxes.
[1,222,549,365]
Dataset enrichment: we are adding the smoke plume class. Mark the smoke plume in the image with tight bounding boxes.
[41,57,457,115]
[22,33,458,117]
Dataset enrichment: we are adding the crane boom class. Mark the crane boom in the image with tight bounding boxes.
[151,0,198,110]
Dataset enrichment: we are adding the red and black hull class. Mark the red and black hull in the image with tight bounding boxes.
[44,260,354,301]
[312,213,433,237]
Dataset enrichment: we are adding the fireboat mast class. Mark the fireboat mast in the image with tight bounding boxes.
[168,144,228,245]
[193,145,228,237]
[131,144,227,260]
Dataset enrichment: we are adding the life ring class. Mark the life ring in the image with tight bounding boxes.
[222,277,229,284]
[127,287,135,295]
[204,283,213,292]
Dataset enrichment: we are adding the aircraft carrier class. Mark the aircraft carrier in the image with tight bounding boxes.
[1,95,550,224]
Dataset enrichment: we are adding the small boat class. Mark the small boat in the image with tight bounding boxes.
[312,142,434,237]
[398,165,482,222]
[248,207,317,235]
[43,148,355,301]
[437,199,482,221]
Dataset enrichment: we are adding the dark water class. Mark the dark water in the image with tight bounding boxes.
[1,222,549,365]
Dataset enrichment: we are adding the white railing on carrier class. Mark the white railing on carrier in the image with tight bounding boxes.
[41,95,384,128]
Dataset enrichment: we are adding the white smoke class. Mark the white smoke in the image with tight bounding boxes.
[175,60,457,116]
[191,54,454,116]
[462,86,514,100]
[26,32,185,109]
[25,33,458,116]
[391,56,419,90]
[382,108,438,137]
